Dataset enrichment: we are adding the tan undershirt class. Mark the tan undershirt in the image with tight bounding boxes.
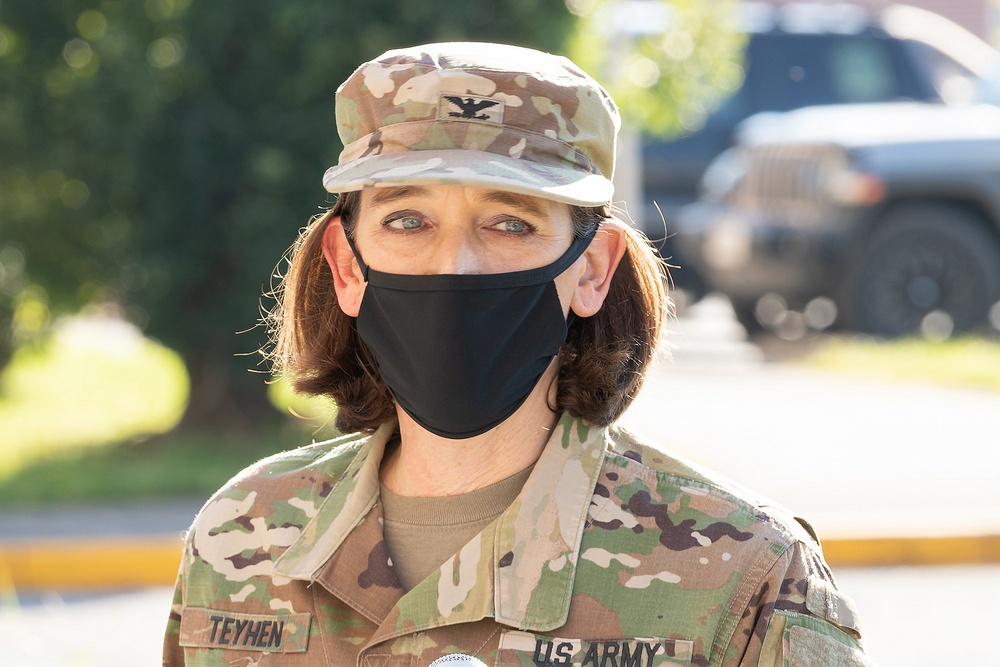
[380,465,533,591]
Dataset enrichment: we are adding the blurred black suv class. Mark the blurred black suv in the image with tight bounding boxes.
[675,102,1000,338]
[639,3,999,293]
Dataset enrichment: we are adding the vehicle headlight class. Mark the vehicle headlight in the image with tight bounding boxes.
[826,168,886,205]
[700,148,747,202]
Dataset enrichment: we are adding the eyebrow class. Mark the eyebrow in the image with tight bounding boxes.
[367,186,431,208]
[476,190,548,219]
[366,185,549,219]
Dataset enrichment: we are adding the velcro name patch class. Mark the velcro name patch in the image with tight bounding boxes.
[179,607,311,653]
[499,631,693,667]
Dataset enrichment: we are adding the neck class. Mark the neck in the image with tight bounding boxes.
[380,363,560,497]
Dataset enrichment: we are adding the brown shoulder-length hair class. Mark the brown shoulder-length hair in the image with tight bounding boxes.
[264,190,669,434]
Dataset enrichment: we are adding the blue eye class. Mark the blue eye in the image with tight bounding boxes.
[386,215,422,230]
[492,219,529,234]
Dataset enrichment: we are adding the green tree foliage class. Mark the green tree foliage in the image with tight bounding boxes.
[2,0,741,433]
[0,0,574,430]
[566,0,745,135]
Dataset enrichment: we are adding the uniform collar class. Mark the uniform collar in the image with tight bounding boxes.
[273,414,609,632]
[493,416,608,629]
[273,421,396,579]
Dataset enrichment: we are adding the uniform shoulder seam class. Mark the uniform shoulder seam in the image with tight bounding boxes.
[606,429,803,545]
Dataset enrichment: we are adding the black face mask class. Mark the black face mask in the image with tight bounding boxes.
[347,227,595,439]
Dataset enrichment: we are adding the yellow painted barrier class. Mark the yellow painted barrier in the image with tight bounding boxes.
[0,537,182,589]
[1,533,999,590]
[821,534,1000,567]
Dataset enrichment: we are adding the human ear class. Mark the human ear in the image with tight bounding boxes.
[320,216,366,317]
[569,219,627,318]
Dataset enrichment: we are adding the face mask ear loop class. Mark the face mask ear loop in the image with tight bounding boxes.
[554,224,599,277]
[344,233,371,282]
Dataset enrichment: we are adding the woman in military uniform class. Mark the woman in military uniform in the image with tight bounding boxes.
[164,42,872,667]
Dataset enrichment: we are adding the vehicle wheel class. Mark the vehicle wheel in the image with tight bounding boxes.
[730,298,764,336]
[847,204,1000,336]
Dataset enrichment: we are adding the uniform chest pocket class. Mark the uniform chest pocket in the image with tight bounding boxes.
[498,631,693,667]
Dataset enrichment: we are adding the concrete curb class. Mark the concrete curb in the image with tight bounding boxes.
[2,534,999,590]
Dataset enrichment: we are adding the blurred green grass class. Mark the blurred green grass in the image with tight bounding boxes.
[0,315,338,505]
[803,335,1000,393]
[0,316,189,477]
[0,430,292,504]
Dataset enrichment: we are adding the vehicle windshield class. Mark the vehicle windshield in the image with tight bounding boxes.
[882,4,1000,106]
[975,65,1000,106]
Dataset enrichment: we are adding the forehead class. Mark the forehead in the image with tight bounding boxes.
[360,185,563,219]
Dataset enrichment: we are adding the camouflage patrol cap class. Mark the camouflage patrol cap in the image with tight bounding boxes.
[323,42,620,206]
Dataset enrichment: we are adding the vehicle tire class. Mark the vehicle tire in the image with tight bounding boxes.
[847,204,1000,336]
[730,298,764,336]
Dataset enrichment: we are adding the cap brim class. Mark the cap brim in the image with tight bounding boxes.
[322,150,614,207]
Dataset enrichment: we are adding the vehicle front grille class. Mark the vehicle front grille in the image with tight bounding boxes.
[732,144,847,219]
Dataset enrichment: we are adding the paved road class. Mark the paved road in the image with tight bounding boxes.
[621,295,1000,539]
[2,294,998,666]
[0,497,204,540]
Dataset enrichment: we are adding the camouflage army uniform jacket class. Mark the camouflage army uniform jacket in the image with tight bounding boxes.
[163,414,872,667]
